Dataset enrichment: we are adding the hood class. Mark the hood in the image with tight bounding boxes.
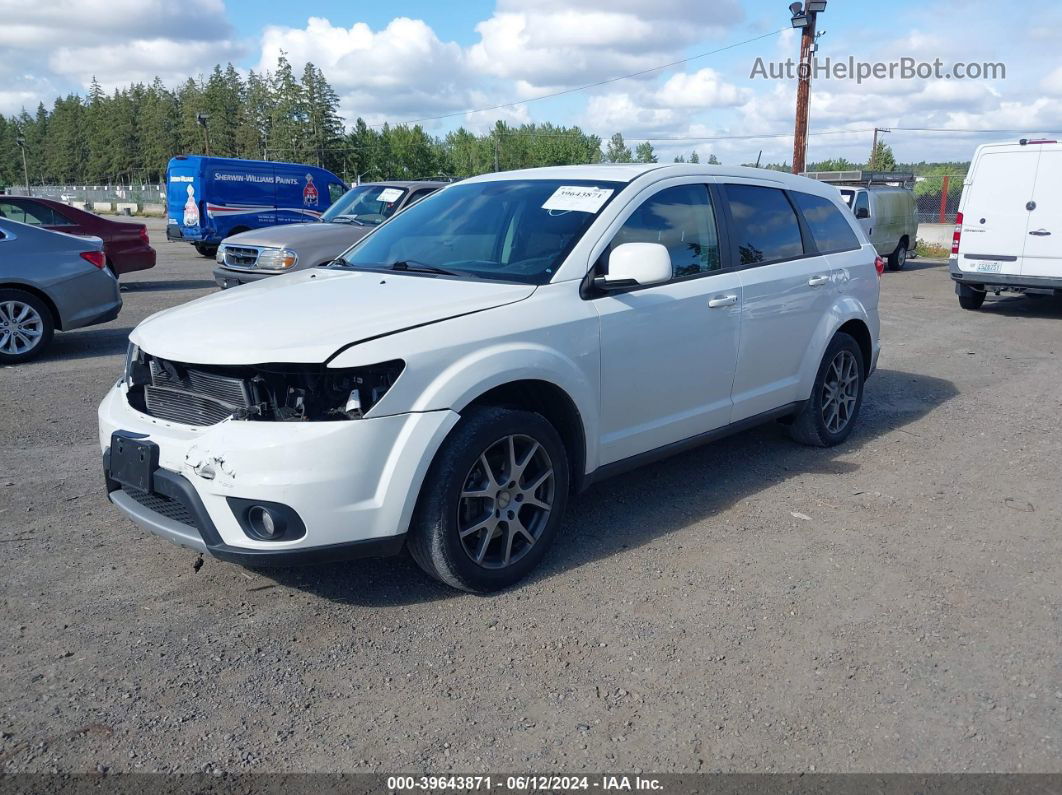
[223,221,372,250]
[131,268,536,365]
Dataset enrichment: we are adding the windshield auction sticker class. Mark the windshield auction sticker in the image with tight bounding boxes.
[377,188,404,203]
[542,186,614,213]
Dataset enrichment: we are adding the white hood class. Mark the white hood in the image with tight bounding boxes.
[131,268,536,365]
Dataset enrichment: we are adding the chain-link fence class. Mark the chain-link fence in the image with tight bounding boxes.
[914,175,964,224]
[4,184,165,205]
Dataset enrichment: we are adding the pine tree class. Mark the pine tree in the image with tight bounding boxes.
[634,141,657,163]
[85,77,111,182]
[140,79,180,181]
[605,133,632,163]
[267,53,307,162]
[869,141,896,171]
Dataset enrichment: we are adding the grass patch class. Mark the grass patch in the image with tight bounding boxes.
[916,239,951,259]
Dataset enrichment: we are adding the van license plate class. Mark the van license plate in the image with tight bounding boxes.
[973,262,1002,273]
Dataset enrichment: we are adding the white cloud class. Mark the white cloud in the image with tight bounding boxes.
[468,0,744,92]
[0,0,240,106]
[258,17,477,121]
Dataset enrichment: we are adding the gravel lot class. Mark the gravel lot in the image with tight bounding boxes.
[1,218,1059,774]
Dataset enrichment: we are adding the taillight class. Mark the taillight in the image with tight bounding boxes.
[80,251,106,269]
[951,211,963,255]
[138,225,149,245]
[874,256,886,277]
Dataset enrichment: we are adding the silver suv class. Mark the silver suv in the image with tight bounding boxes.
[212,180,448,288]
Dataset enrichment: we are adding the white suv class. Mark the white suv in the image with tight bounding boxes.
[99,164,881,592]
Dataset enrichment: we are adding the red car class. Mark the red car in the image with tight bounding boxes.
[0,196,155,277]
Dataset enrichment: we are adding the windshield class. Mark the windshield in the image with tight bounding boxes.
[334,179,622,284]
[321,185,408,225]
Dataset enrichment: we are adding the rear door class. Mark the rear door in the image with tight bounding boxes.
[722,181,837,421]
[167,159,204,240]
[958,147,1039,275]
[1020,147,1062,278]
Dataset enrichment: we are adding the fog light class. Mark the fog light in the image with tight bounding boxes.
[247,505,285,539]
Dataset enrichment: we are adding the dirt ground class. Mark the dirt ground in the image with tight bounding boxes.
[1,218,1059,774]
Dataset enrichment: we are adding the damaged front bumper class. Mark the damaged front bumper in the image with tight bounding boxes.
[97,381,460,565]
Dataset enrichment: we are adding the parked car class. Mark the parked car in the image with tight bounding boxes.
[0,195,155,277]
[950,138,1062,310]
[99,164,881,592]
[165,155,347,257]
[804,171,917,271]
[212,181,447,289]
[0,218,122,363]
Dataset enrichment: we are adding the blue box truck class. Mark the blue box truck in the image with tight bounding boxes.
[165,156,347,256]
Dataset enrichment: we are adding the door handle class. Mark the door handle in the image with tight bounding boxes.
[707,294,738,308]
[1029,229,1052,236]
[808,275,831,287]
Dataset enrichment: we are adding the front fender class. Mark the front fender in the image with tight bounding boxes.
[333,338,600,474]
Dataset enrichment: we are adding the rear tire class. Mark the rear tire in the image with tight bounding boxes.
[193,243,218,258]
[0,289,55,364]
[957,285,986,310]
[887,241,907,271]
[407,406,570,593]
[789,332,865,448]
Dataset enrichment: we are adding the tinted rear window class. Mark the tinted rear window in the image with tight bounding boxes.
[724,185,804,265]
[791,191,860,253]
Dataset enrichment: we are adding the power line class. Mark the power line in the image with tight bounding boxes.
[370,27,789,129]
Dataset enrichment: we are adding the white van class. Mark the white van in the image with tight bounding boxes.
[950,139,1062,309]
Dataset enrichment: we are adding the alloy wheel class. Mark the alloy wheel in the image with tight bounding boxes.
[457,434,555,569]
[821,349,859,434]
[0,300,44,356]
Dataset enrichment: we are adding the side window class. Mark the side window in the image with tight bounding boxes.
[724,184,804,266]
[405,188,438,208]
[328,183,345,203]
[791,191,861,254]
[853,191,870,218]
[0,201,61,226]
[605,184,721,279]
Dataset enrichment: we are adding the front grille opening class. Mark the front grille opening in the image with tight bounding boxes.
[123,486,200,530]
[128,355,254,427]
[224,246,259,269]
[125,352,403,425]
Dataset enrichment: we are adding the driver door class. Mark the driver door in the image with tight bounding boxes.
[590,183,742,465]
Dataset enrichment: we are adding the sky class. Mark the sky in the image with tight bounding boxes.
[3,0,1062,165]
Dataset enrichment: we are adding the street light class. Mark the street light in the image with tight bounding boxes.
[807,0,828,12]
[196,112,211,155]
[15,134,30,197]
[789,2,809,27]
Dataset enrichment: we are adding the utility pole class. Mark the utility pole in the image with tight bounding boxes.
[15,135,30,197]
[493,129,500,172]
[789,1,827,174]
[869,127,890,169]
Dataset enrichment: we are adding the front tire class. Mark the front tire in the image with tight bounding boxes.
[789,332,865,447]
[958,284,986,310]
[0,289,54,364]
[407,406,570,593]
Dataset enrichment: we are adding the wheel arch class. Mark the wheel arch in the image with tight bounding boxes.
[836,317,873,377]
[797,305,876,399]
[0,282,62,330]
[464,379,588,494]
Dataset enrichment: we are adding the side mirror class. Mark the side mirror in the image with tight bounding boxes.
[855,207,870,219]
[595,242,672,290]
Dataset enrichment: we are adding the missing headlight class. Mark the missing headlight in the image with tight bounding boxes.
[245,360,405,421]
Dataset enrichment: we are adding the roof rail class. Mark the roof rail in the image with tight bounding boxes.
[802,170,915,187]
